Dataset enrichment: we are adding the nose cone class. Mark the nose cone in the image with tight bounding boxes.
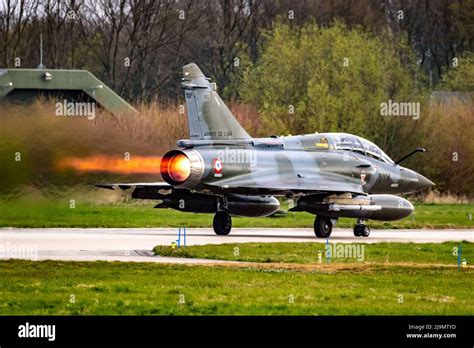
[415,173,435,191]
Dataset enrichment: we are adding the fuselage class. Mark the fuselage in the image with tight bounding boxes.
[167,132,434,197]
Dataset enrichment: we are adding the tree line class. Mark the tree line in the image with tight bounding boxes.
[1,0,472,102]
[1,0,473,196]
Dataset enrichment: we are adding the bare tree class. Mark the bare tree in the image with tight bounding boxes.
[0,0,39,67]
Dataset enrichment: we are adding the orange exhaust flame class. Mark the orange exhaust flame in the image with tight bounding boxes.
[167,154,191,183]
[57,155,163,174]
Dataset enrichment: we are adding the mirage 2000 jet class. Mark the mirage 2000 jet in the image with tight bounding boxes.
[97,63,434,238]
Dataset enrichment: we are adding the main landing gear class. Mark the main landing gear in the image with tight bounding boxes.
[314,216,334,238]
[213,211,232,235]
[314,216,370,238]
[353,219,370,237]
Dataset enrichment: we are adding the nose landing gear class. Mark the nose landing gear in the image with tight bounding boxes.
[354,219,370,237]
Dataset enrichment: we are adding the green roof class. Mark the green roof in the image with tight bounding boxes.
[0,68,137,116]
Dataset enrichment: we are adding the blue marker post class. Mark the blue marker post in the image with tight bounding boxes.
[176,228,180,248]
[458,243,462,271]
[183,226,186,247]
[325,238,331,264]
[177,227,187,249]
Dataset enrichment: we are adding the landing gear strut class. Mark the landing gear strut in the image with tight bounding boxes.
[314,216,333,238]
[213,211,232,235]
[353,219,370,237]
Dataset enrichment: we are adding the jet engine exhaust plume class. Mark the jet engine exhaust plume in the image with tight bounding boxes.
[167,154,191,183]
[57,155,163,174]
[160,153,191,184]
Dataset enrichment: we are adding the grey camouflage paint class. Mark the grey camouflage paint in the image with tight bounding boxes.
[98,63,434,222]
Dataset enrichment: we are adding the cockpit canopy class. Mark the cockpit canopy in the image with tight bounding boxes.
[300,133,394,164]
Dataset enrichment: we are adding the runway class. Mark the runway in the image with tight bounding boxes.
[0,227,472,263]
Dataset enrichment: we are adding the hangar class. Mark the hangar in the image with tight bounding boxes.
[0,68,137,116]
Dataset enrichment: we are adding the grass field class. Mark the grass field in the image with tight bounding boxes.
[0,200,473,228]
[1,243,472,315]
[0,259,472,315]
[1,198,472,315]
[153,242,473,265]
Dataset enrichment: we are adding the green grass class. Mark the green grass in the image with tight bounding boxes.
[0,199,473,228]
[0,259,472,315]
[154,242,473,265]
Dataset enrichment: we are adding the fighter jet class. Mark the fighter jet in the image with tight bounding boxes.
[97,63,434,238]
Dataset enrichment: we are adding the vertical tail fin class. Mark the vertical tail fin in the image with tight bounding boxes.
[181,63,251,140]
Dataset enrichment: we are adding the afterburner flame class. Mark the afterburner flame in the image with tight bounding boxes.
[167,154,191,182]
[57,155,163,174]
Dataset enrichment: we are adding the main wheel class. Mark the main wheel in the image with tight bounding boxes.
[361,225,370,237]
[213,211,232,235]
[353,225,362,237]
[314,216,333,238]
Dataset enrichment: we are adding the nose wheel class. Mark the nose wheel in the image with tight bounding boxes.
[354,220,370,237]
[213,211,232,235]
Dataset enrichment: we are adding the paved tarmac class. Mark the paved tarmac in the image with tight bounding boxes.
[1,227,472,263]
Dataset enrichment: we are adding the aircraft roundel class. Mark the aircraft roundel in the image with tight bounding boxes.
[213,159,223,174]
